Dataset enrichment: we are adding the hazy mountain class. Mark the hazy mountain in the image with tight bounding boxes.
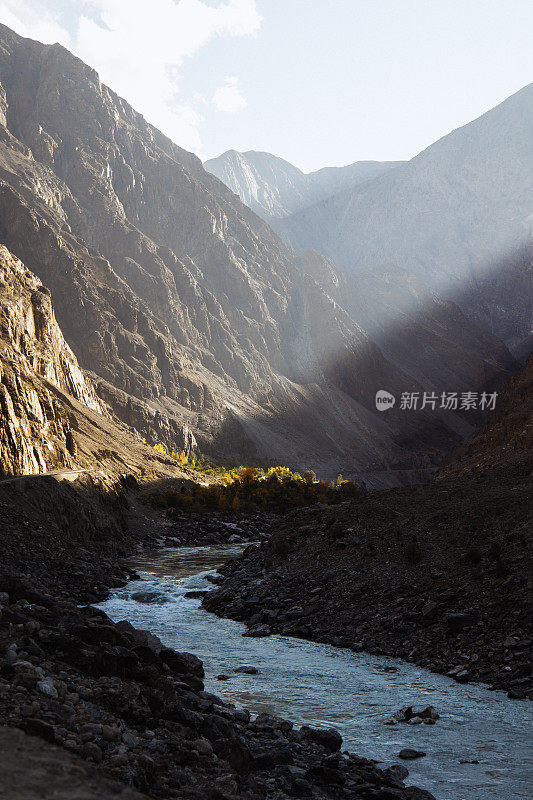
[0,23,516,485]
[204,149,402,222]
[274,84,533,355]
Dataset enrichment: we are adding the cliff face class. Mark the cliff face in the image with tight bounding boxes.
[0,24,518,484]
[0,245,101,475]
[0,244,195,481]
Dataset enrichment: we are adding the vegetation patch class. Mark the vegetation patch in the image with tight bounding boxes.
[143,449,359,513]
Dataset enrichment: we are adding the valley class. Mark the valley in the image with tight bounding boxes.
[0,15,531,800]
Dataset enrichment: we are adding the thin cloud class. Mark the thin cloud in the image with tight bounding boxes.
[0,0,262,154]
[212,76,247,113]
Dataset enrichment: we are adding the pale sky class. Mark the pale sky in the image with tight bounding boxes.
[1,0,532,172]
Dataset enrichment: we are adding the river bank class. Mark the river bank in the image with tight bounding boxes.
[201,356,532,701]
[100,545,533,800]
[202,463,532,699]
[0,479,435,800]
[0,562,435,800]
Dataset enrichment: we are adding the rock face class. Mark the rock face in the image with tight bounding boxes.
[0,244,198,481]
[204,148,402,223]
[272,84,533,356]
[0,245,102,475]
[204,356,533,697]
[0,23,518,484]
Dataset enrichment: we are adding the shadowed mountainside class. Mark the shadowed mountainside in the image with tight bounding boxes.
[204,355,533,695]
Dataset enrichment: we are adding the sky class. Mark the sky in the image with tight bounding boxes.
[0,0,532,172]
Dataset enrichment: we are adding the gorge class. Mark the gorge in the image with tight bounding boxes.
[0,16,531,800]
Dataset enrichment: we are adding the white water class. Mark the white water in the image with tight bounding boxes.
[98,545,533,800]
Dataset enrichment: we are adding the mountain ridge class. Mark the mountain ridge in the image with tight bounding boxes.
[0,22,518,485]
[272,82,533,354]
[204,148,403,222]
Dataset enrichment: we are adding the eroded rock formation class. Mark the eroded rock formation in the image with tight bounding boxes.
[0,245,101,475]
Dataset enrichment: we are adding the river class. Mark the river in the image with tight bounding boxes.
[98,544,533,800]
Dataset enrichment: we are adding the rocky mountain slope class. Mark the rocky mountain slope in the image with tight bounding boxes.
[0,244,101,475]
[204,149,402,223]
[273,84,533,355]
[0,23,518,485]
[205,355,532,697]
[0,243,196,483]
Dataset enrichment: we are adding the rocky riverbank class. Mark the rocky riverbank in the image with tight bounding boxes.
[0,569,436,800]
[0,469,438,799]
[202,448,532,700]
[202,360,532,700]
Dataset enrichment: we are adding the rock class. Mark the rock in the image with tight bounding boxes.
[159,648,204,677]
[243,624,271,637]
[23,718,56,743]
[81,742,103,763]
[5,644,18,665]
[122,731,139,748]
[102,725,121,742]
[411,705,439,721]
[383,764,409,782]
[398,749,426,760]
[216,674,231,681]
[447,664,467,676]
[421,600,438,619]
[300,726,342,752]
[386,706,411,723]
[375,789,407,799]
[445,612,478,634]
[253,743,293,768]
[234,665,260,674]
[255,713,293,733]
[191,738,213,756]
[36,678,58,699]
[80,723,103,739]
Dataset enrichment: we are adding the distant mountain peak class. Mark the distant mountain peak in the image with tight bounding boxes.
[204,149,403,221]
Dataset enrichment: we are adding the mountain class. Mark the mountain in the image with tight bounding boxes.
[0,23,517,485]
[204,149,402,222]
[272,84,533,355]
[0,243,185,479]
